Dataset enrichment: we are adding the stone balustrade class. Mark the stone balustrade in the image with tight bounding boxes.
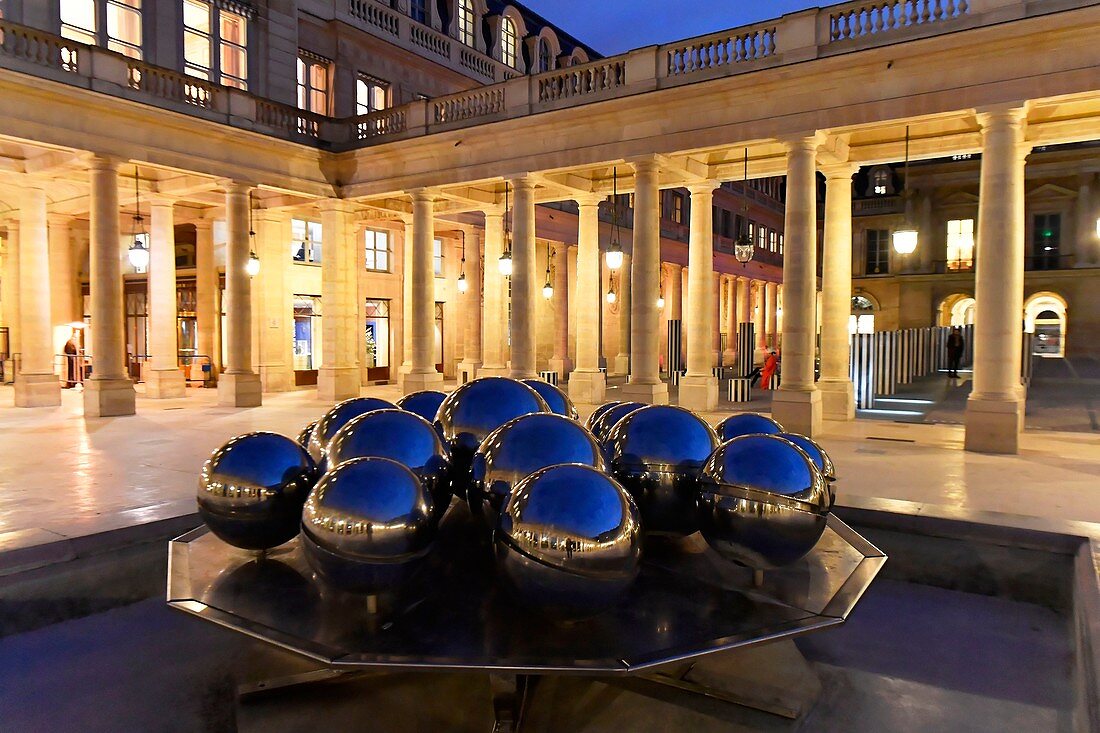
[827,0,969,42]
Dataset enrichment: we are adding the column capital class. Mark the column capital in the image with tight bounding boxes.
[820,162,860,180]
[217,179,253,195]
[192,218,214,232]
[318,197,357,214]
[46,212,72,227]
[506,174,535,191]
[483,208,504,221]
[574,193,605,207]
[778,131,826,154]
[146,192,176,208]
[408,187,438,204]
[686,180,721,196]
[87,154,124,171]
[975,102,1028,127]
[628,155,661,175]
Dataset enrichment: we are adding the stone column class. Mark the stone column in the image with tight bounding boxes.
[965,106,1029,454]
[712,272,722,363]
[194,219,219,378]
[14,184,61,407]
[47,214,76,366]
[766,281,779,351]
[457,229,483,379]
[819,164,859,420]
[622,158,668,404]
[143,197,186,398]
[404,189,444,393]
[548,242,571,378]
[253,210,293,393]
[509,176,537,379]
[479,209,509,377]
[752,280,766,360]
[679,181,720,411]
[568,196,606,403]
[318,200,359,401]
[217,180,262,407]
[772,135,823,436]
[613,253,631,376]
[0,221,19,377]
[84,156,136,417]
[723,275,737,363]
[1076,173,1099,266]
[396,217,413,389]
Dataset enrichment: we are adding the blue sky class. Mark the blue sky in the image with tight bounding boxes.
[522,1,820,55]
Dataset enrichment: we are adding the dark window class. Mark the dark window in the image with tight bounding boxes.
[670,193,684,224]
[408,0,426,23]
[1032,213,1061,270]
[866,229,889,274]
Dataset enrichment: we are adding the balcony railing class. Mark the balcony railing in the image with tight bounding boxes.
[853,196,905,216]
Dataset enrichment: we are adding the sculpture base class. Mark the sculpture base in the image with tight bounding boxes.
[567,369,606,405]
[402,370,444,394]
[771,389,822,437]
[144,368,187,399]
[476,365,510,378]
[818,378,855,421]
[14,372,61,407]
[964,396,1024,454]
[620,381,669,405]
[456,360,482,385]
[677,375,718,412]
[258,365,293,394]
[613,354,630,377]
[547,358,572,380]
[318,367,359,402]
[218,372,262,408]
[83,377,136,417]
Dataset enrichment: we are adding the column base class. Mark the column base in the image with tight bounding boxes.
[771,389,822,437]
[621,380,669,405]
[509,368,537,380]
[567,369,606,405]
[678,375,719,412]
[218,372,262,408]
[964,396,1024,454]
[548,357,572,380]
[318,367,360,403]
[457,360,482,385]
[258,365,294,394]
[394,363,412,392]
[476,365,510,378]
[14,373,61,408]
[145,368,187,399]
[83,377,136,417]
[613,354,630,377]
[818,379,855,421]
[403,371,444,395]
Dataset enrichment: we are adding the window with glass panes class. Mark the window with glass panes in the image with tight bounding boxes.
[61,0,143,59]
[670,193,684,224]
[538,39,551,72]
[297,53,330,115]
[433,238,444,276]
[364,229,390,272]
[866,230,890,274]
[183,0,247,89]
[291,219,323,263]
[748,221,756,247]
[757,224,767,250]
[356,74,389,115]
[408,0,426,23]
[946,219,975,270]
[500,17,517,68]
[457,0,476,45]
[769,230,777,252]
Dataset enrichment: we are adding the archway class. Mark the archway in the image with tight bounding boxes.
[849,293,877,334]
[1024,291,1068,357]
[938,293,975,327]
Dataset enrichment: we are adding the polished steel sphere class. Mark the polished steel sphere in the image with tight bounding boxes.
[469,413,604,528]
[297,420,318,449]
[301,457,436,592]
[396,390,448,424]
[327,409,453,522]
[605,405,718,536]
[715,412,784,443]
[434,377,549,498]
[308,397,397,463]
[521,379,579,420]
[778,432,836,510]
[496,464,642,617]
[698,434,830,569]
[589,401,645,444]
[197,432,318,551]
[585,401,623,432]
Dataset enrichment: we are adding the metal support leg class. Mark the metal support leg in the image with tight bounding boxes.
[490,673,534,733]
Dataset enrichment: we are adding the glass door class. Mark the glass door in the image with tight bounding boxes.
[364,298,390,382]
[293,295,322,386]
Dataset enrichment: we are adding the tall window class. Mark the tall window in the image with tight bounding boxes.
[1032,213,1061,270]
[457,0,476,46]
[866,229,890,274]
[356,74,389,115]
[670,193,684,224]
[61,0,143,59]
[500,16,517,68]
[184,0,248,89]
[537,39,551,73]
[408,0,426,23]
[872,168,889,195]
[748,221,756,247]
[757,224,767,250]
[433,238,444,276]
[297,53,330,115]
[769,230,777,252]
[291,218,323,264]
[946,218,975,270]
[364,229,390,272]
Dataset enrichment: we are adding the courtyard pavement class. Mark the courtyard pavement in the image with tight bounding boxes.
[1,379,1099,559]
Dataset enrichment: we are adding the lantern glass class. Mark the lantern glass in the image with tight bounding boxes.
[498,251,513,277]
[605,247,624,271]
[542,283,554,300]
[892,228,918,255]
[246,250,261,277]
[457,273,469,293]
[127,240,149,270]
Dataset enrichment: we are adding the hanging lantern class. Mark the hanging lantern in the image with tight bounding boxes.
[542,246,554,300]
[892,126,919,255]
[246,250,261,277]
[734,148,754,266]
[499,182,513,276]
[457,231,469,293]
[605,167,624,271]
[245,190,260,276]
[127,165,149,271]
[606,272,617,304]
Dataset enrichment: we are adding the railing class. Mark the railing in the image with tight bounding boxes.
[828,0,970,42]
[355,107,408,140]
[410,23,451,61]
[347,0,400,38]
[0,20,80,73]
[434,87,504,124]
[537,58,627,102]
[853,196,905,215]
[665,26,776,77]
[127,60,216,109]
[459,47,495,79]
[255,98,324,139]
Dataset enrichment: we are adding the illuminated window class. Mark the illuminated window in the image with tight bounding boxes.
[61,0,97,46]
[297,53,330,115]
[364,229,390,272]
[291,219,323,264]
[872,169,889,195]
[748,221,756,247]
[757,224,767,250]
[946,219,974,271]
[433,238,444,276]
[356,74,389,115]
[778,233,784,255]
[184,0,248,89]
[500,17,517,68]
[61,0,142,59]
[457,0,476,46]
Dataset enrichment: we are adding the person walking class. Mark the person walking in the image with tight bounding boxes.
[946,327,964,378]
[759,350,780,390]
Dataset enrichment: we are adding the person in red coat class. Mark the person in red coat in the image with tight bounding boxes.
[759,350,779,390]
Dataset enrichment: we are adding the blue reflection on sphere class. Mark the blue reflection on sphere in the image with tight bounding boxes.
[778,432,836,509]
[396,390,448,425]
[589,401,645,445]
[496,464,641,617]
[585,401,624,432]
[297,420,317,449]
[715,412,784,443]
[301,457,435,593]
[197,432,318,551]
[469,413,604,528]
[521,379,578,420]
[605,405,718,536]
[698,434,830,569]
[308,397,397,463]
[328,409,453,523]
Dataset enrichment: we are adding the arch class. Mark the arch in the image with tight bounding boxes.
[1024,291,1068,357]
[449,0,488,49]
[569,47,590,66]
[535,27,561,73]
[938,292,975,327]
[495,6,528,71]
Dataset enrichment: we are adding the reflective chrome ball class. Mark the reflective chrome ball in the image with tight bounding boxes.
[589,401,645,444]
[301,457,435,592]
[585,401,623,432]
[197,432,318,551]
[328,409,452,523]
[715,412,784,442]
[521,379,579,420]
[396,390,448,424]
[434,377,549,498]
[496,464,641,617]
[605,405,718,536]
[698,434,830,569]
[470,413,604,528]
[308,397,397,463]
[297,420,318,449]
[778,432,836,510]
